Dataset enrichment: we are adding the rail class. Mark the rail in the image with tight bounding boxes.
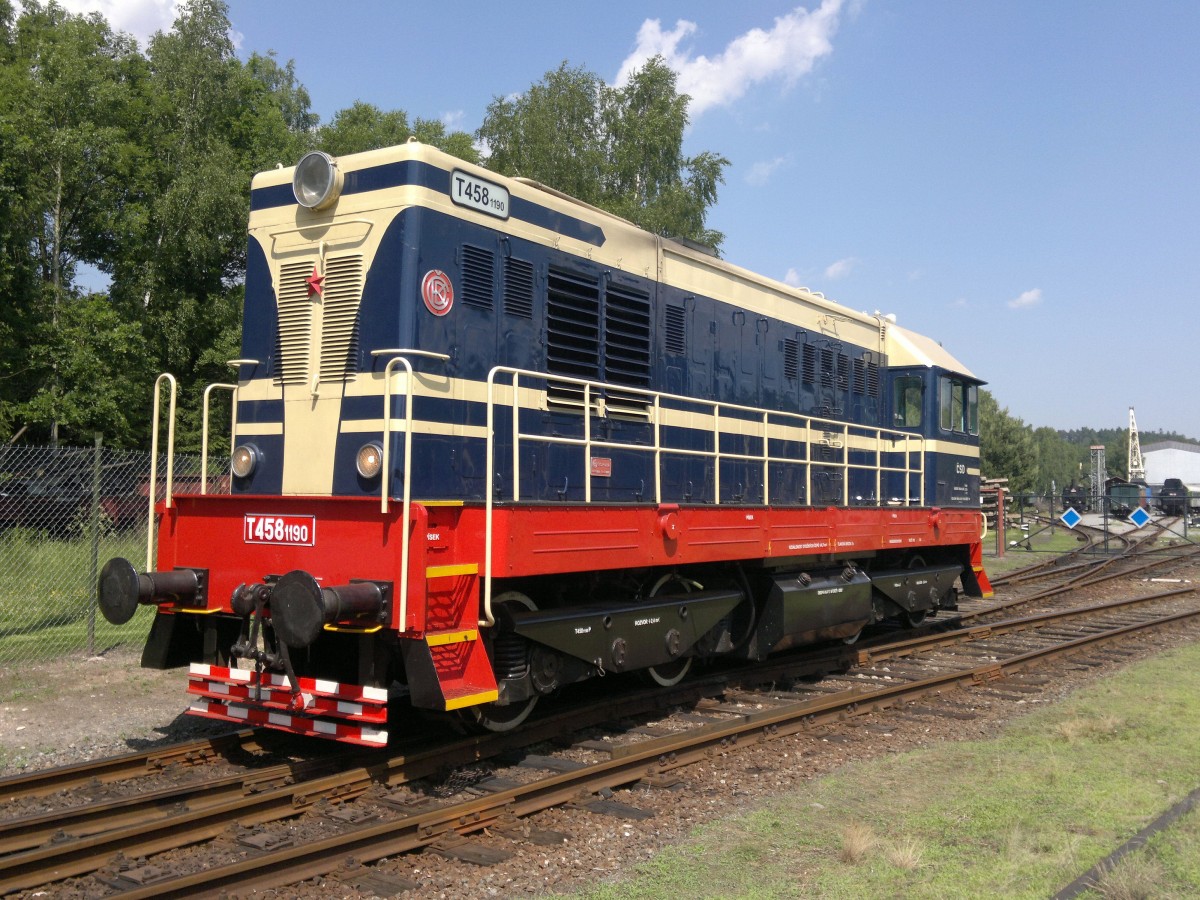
[482,366,926,626]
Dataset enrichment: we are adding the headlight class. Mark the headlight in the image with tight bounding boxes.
[356,442,383,479]
[231,444,261,478]
[292,151,343,210]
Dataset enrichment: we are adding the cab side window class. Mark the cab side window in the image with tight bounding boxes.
[893,376,924,428]
[938,376,979,435]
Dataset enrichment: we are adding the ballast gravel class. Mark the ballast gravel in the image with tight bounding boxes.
[2,579,1199,898]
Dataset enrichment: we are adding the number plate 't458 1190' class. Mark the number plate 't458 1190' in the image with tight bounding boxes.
[243,514,315,546]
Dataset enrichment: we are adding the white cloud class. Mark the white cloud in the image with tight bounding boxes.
[824,257,855,280]
[56,0,180,47]
[441,110,466,131]
[1008,288,1043,310]
[616,0,845,117]
[783,268,804,287]
[746,156,789,186]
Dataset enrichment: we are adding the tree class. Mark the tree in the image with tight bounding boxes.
[19,293,143,445]
[603,58,727,249]
[245,50,317,137]
[0,1,145,443]
[97,0,321,449]
[316,101,478,162]
[1032,426,1086,495]
[0,0,481,449]
[478,58,729,250]
[979,389,1038,493]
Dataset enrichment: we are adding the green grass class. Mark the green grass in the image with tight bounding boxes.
[575,641,1200,900]
[982,520,1090,578]
[0,527,151,662]
[1072,799,1200,899]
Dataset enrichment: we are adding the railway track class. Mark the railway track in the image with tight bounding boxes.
[2,548,1198,896]
[0,729,291,805]
[987,524,1198,608]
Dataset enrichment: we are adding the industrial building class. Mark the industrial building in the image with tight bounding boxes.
[1144,441,1200,485]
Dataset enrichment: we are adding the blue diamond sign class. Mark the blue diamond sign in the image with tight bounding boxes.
[1128,506,1151,529]
[1060,507,1082,529]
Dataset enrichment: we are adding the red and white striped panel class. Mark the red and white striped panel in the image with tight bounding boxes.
[187,663,388,737]
[188,698,388,747]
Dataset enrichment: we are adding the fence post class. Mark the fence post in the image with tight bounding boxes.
[87,433,102,657]
[995,489,1006,558]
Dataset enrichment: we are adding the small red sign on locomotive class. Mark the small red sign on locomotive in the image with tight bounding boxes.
[244,514,316,546]
[590,457,612,478]
[421,269,454,316]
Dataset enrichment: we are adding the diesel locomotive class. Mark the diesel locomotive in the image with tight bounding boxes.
[99,142,993,745]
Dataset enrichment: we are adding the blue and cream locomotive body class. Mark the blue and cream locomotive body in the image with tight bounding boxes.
[100,143,992,744]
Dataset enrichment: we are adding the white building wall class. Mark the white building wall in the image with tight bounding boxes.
[1145,447,1200,486]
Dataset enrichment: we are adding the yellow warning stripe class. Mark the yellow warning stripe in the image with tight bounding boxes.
[426,563,479,579]
[426,629,479,647]
[444,689,499,710]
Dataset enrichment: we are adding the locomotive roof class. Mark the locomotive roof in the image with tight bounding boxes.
[252,141,979,382]
[886,323,978,380]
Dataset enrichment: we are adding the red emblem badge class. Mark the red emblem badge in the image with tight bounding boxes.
[306,265,324,298]
[421,269,453,316]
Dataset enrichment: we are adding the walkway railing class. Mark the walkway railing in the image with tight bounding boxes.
[481,365,925,625]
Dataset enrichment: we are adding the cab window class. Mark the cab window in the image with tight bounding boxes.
[939,376,978,435]
[893,376,924,428]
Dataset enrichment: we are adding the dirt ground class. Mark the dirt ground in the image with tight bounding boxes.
[0,646,229,773]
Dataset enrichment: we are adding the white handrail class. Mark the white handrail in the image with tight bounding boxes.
[481,365,933,628]
[201,383,238,494]
[372,349,449,633]
[147,373,177,571]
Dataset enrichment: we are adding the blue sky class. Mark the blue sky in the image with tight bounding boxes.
[64,1,1200,438]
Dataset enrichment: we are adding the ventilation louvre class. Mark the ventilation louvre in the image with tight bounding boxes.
[275,261,315,386]
[319,255,365,382]
[275,255,364,386]
[801,344,817,384]
[783,338,799,380]
[604,284,651,417]
[664,305,686,355]
[503,257,534,318]
[546,269,600,410]
[462,244,495,310]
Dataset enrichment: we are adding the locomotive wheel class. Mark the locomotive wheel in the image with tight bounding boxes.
[468,694,538,732]
[645,656,693,687]
[469,592,539,732]
[642,573,695,688]
[901,555,929,628]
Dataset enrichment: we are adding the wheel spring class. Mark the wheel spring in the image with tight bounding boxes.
[493,631,530,680]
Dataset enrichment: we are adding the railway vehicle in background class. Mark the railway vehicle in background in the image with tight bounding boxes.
[1105,478,1148,518]
[99,142,993,746]
[1157,478,1198,516]
[1061,484,1088,513]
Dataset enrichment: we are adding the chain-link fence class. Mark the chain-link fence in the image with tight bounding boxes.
[0,442,208,666]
